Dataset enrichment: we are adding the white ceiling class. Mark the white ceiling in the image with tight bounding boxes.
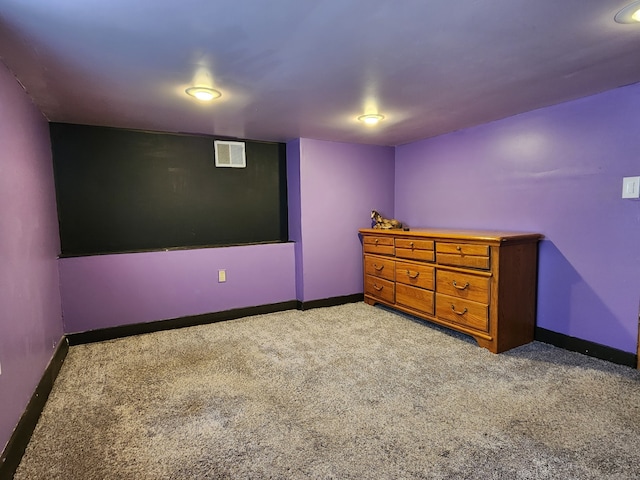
[1,0,640,146]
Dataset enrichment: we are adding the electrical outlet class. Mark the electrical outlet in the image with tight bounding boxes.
[622,176,640,199]
[218,269,226,283]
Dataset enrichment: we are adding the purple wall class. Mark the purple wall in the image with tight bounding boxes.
[294,138,395,302]
[396,83,640,353]
[286,139,304,301]
[0,63,64,453]
[59,243,296,333]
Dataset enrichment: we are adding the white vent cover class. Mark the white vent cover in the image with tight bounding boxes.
[214,140,246,168]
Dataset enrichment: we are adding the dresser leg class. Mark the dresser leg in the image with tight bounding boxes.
[475,336,499,354]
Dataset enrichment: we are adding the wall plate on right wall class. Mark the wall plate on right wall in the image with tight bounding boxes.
[622,176,640,199]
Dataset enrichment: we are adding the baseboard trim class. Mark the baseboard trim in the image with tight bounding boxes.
[68,296,366,345]
[297,293,364,311]
[0,337,69,480]
[67,300,299,346]
[535,327,637,368]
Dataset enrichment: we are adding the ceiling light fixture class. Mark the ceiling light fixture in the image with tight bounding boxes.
[185,86,222,101]
[614,1,640,23]
[358,113,385,126]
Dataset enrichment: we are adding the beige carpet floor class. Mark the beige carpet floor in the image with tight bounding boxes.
[14,303,640,479]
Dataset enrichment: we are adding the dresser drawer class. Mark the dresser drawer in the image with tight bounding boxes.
[395,238,435,262]
[364,255,395,281]
[436,270,490,304]
[396,283,434,314]
[363,236,394,256]
[436,243,490,270]
[365,275,395,303]
[435,293,489,332]
[395,261,434,290]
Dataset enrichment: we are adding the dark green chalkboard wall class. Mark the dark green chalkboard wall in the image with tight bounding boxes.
[50,123,288,256]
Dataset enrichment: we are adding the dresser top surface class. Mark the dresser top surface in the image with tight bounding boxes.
[359,228,543,244]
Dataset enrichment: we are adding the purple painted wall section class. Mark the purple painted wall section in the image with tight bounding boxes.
[59,243,296,333]
[286,139,304,301]
[0,63,64,453]
[396,83,640,353]
[296,138,394,302]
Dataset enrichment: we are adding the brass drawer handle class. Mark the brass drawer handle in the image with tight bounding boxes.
[452,280,470,290]
[450,305,468,315]
[373,283,384,291]
[456,246,462,252]
[375,239,379,244]
[409,241,415,250]
[407,270,420,279]
[374,263,384,271]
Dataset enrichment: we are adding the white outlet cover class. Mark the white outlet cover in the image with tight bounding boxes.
[622,176,640,199]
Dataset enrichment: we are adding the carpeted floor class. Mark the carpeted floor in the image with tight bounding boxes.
[14,303,640,479]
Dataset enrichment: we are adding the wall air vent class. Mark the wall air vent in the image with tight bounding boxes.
[214,140,246,168]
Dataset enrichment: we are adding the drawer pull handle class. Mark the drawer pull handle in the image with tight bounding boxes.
[407,270,420,279]
[452,281,470,290]
[374,263,384,271]
[375,239,379,244]
[456,246,462,252]
[450,305,468,315]
[373,283,384,291]
[409,241,415,249]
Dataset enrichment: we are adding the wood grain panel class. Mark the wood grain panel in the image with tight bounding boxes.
[435,293,489,332]
[363,236,394,246]
[396,283,434,314]
[436,253,490,270]
[436,243,489,256]
[396,248,435,262]
[363,236,395,256]
[436,270,490,304]
[365,275,395,304]
[364,255,395,281]
[395,261,434,290]
[395,239,434,250]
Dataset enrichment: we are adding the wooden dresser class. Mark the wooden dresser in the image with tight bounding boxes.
[359,228,543,353]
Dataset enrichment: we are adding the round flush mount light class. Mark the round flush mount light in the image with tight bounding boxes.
[358,113,385,126]
[614,1,640,23]
[185,86,222,101]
